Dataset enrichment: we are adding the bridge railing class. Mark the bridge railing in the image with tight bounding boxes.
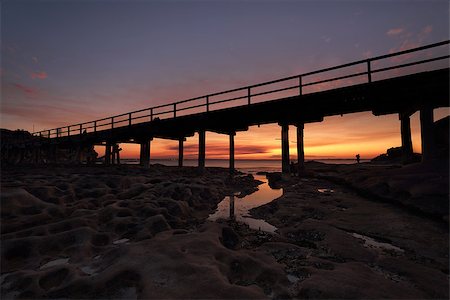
[33,40,449,138]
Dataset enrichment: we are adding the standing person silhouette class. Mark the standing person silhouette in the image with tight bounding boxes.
[356,154,360,164]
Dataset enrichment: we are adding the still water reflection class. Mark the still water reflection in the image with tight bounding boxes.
[208,175,282,232]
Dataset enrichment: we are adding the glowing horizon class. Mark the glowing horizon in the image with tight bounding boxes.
[93,109,449,160]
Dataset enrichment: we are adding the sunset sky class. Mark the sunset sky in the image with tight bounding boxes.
[1,0,449,160]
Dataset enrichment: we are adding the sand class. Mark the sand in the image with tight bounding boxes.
[1,162,448,299]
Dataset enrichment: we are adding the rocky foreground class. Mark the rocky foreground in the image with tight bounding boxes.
[1,163,449,299]
[252,161,449,298]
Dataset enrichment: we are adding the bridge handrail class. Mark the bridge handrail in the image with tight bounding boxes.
[33,40,449,138]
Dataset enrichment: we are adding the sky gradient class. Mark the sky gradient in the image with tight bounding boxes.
[1,0,449,159]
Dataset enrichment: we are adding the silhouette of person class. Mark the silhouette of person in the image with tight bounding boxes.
[113,144,122,164]
[356,154,360,164]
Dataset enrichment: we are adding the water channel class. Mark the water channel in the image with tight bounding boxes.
[208,174,282,232]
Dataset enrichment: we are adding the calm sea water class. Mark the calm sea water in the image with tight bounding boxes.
[121,158,369,173]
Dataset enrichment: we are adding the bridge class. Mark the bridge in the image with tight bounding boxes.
[10,41,450,172]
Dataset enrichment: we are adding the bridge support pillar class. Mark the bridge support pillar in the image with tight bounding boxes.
[140,139,151,167]
[420,107,435,163]
[280,124,290,174]
[198,130,206,169]
[296,123,305,174]
[105,144,112,165]
[229,132,235,174]
[399,112,413,163]
[178,138,184,167]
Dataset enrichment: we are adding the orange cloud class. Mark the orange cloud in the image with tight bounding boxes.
[12,83,37,95]
[388,25,434,63]
[31,71,47,79]
[386,28,404,36]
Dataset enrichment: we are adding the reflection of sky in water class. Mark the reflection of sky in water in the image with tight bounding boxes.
[208,175,282,232]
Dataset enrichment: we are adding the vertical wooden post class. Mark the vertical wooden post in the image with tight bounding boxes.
[198,130,206,169]
[367,60,372,83]
[229,132,235,174]
[178,138,184,167]
[281,123,290,174]
[247,87,251,105]
[296,123,305,174]
[299,76,302,96]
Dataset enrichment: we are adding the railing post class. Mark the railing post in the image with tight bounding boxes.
[206,96,209,112]
[48,130,50,138]
[111,117,114,129]
[94,121,97,132]
[299,75,303,96]
[247,87,251,105]
[68,126,70,136]
[56,128,60,138]
[174,103,176,118]
[79,124,82,135]
[367,60,372,83]
[129,113,132,126]
[150,108,153,121]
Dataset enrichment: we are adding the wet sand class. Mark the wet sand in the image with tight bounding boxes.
[1,162,448,299]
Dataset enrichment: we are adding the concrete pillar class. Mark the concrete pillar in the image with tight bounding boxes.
[420,107,435,163]
[140,139,151,167]
[178,138,184,167]
[296,123,305,173]
[229,132,235,174]
[111,147,116,165]
[281,124,290,173]
[399,112,413,162]
[116,146,121,165]
[105,144,111,165]
[198,130,206,169]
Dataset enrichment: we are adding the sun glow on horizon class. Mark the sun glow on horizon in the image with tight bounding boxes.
[94,108,449,161]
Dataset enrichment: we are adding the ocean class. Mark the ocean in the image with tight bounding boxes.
[119,158,369,173]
